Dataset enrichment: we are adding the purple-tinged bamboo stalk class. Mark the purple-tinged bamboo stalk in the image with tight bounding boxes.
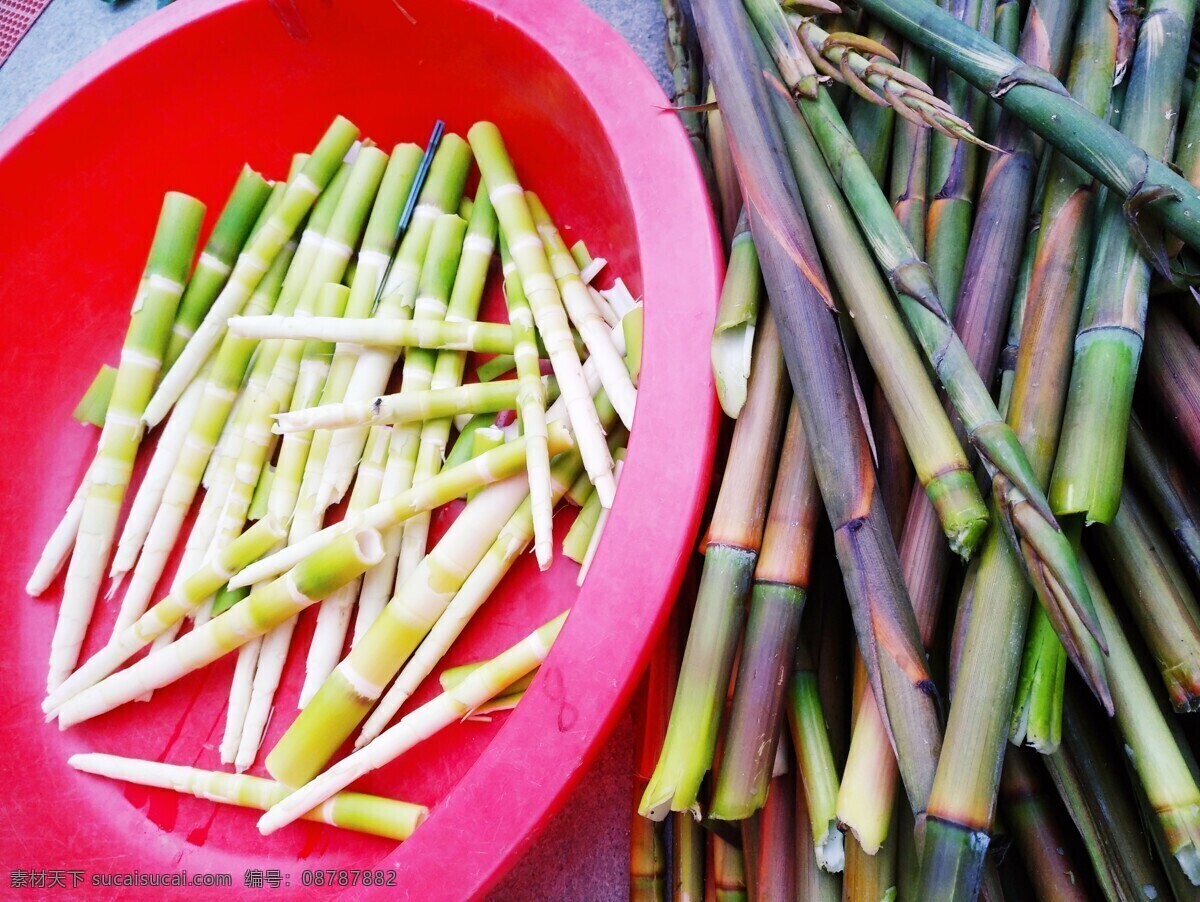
[751,23,1107,691]
[710,402,819,820]
[1097,483,1200,712]
[693,0,945,819]
[1045,689,1172,900]
[1140,305,1200,470]
[754,743,797,902]
[763,69,988,556]
[1126,413,1200,578]
[1000,747,1089,901]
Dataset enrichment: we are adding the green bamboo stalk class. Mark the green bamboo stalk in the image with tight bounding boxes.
[47,192,206,692]
[1082,556,1200,884]
[465,427,505,502]
[1051,0,1197,523]
[754,26,1106,679]
[266,435,583,784]
[476,354,515,383]
[354,213,467,633]
[855,0,1200,265]
[788,656,844,873]
[924,0,986,306]
[888,42,931,256]
[1045,693,1172,902]
[232,313,520,355]
[110,226,297,629]
[70,753,427,841]
[355,427,607,747]
[563,476,604,564]
[745,0,819,98]
[259,613,567,834]
[300,425,391,704]
[1009,606,1066,752]
[695,0,943,822]
[1141,304,1200,469]
[999,747,1089,901]
[164,166,273,369]
[1098,483,1200,712]
[273,377,549,433]
[318,136,472,513]
[397,184,498,594]
[711,210,761,419]
[527,193,636,430]
[575,447,625,583]
[42,516,286,714]
[795,769,841,901]
[266,146,389,524]
[498,232,556,564]
[639,315,789,819]
[660,0,720,214]
[437,662,536,696]
[247,463,274,522]
[56,528,384,727]
[710,402,820,820]
[1127,414,1200,577]
[985,0,1021,141]
[144,116,359,426]
[72,365,118,428]
[441,413,495,471]
[228,426,571,590]
[470,123,616,505]
[764,75,988,556]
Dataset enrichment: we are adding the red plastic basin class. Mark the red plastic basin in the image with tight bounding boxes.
[0,0,720,898]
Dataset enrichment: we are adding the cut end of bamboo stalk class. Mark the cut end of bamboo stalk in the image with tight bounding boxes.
[814,821,845,873]
[1175,841,1200,887]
